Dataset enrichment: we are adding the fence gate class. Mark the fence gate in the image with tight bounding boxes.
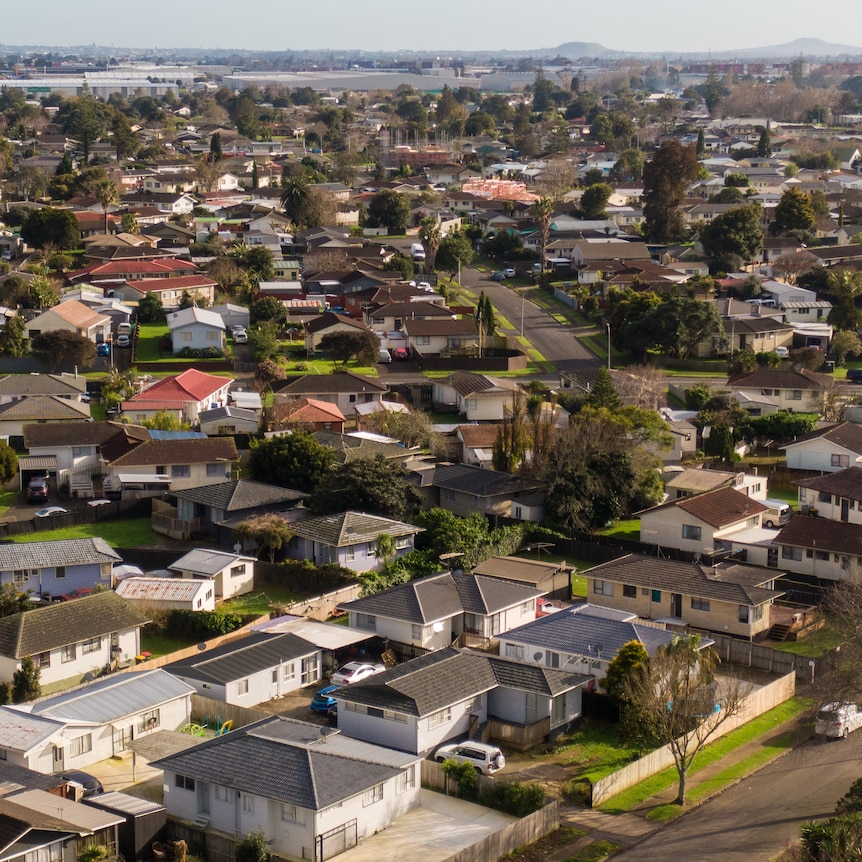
[316,820,357,861]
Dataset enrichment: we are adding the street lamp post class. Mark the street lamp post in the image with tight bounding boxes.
[605,320,611,370]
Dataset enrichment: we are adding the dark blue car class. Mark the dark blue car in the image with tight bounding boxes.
[310,685,339,713]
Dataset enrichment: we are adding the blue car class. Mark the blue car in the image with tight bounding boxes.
[96,342,111,356]
[310,685,339,713]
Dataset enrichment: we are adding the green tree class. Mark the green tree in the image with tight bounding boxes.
[700,204,764,262]
[831,330,862,366]
[492,394,529,473]
[826,270,862,331]
[236,829,269,862]
[280,174,312,229]
[703,424,735,462]
[530,196,554,271]
[250,296,287,327]
[642,141,700,243]
[375,532,397,567]
[774,187,815,233]
[234,513,294,564]
[31,330,96,368]
[367,189,412,234]
[95,180,118,235]
[248,430,334,492]
[308,455,423,521]
[319,330,380,365]
[585,367,621,410]
[249,322,280,361]
[20,207,80,250]
[121,212,140,234]
[141,410,190,431]
[0,584,30,618]
[137,292,165,323]
[601,640,649,703]
[580,182,612,219]
[0,316,28,357]
[418,216,442,272]
[414,508,490,558]
[436,233,474,279]
[209,131,223,162]
[11,655,41,704]
[65,83,103,161]
[756,125,771,157]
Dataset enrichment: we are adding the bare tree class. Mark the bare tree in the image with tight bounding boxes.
[772,251,814,285]
[819,379,850,423]
[824,565,862,705]
[535,158,575,203]
[622,634,749,805]
[613,365,667,411]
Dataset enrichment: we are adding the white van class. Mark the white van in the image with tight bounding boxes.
[762,499,792,528]
[411,242,426,262]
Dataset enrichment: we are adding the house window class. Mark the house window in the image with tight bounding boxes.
[180,332,193,342]
[397,766,416,793]
[34,651,50,669]
[345,545,356,562]
[231,564,246,577]
[62,644,76,663]
[545,650,561,668]
[349,394,357,403]
[651,589,662,602]
[832,454,850,468]
[691,597,710,611]
[82,637,101,654]
[443,489,456,502]
[12,570,33,587]
[466,399,478,410]
[411,624,423,640]
[214,786,230,802]
[682,524,702,541]
[464,695,482,713]
[0,749,7,761]
[72,446,91,458]
[396,536,411,549]
[237,678,249,696]
[593,579,613,597]
[282,662,296,681]
[55,566,66,580]
[428,707,452,729]
[788,390,802,401]
[320,802,342,817]
[140,709,160,732]
[782,546,803,561]
[241,794,254,813]
[416,336,431,346]
[622,584,637,598]
[301,656,317,686]
[171,465,190,478]
[206,331,218,342]
[70,734,92,758]
[521,600,533,615]
[363,784,384,807]
[206,463,227,477]
[738,606,750,624]
[354,613,376,631]
[281,804,305,824]
[505,643,525,660]
[464,613,481,633]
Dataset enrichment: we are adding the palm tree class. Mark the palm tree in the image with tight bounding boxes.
[280,175,311,230]
[95,180,118,235]
[530,196,554,273]
[418,215,442,272]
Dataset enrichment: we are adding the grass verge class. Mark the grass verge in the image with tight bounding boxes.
[0,491,18,518]
[11,516,160,548]
[563,840,620,861]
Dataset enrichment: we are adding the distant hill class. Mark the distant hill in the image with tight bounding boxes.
[695,37,862,59]
[552,41,609,58]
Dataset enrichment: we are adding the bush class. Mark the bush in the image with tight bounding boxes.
[440,759,478,798]
[479,780,547,817]
[177,346,224,359]
[163,609,245,640]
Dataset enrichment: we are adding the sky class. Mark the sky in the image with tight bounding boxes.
[3,0,861,56]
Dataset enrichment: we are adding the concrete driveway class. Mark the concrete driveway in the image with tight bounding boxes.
[336,788,515,862]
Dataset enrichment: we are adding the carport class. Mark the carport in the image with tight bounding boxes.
[18,454,58,489]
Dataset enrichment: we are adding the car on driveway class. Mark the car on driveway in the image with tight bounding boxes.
[60,587,94,601]
[816,702,862,738]
[116,334,130,348]
[434,741,506,775]
[502,268,517,278]
[847,369,862,383]
[490,271,505,281]
[26,477,49,504]
[330,661,386,686]
[35,506,67,518]
[96,342,111,356]
[311,685,339,713]
[391,347,409,361]
[232,328,248,344]
[60,771,103,797]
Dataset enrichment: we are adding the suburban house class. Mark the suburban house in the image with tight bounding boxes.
[153,716,421,861]
[115,577,217,612]
[639,487,768,555]
[664,468,768,501]
[774,515,862,581]
[121,369,233,426]
[303,312,376,353]
[366,300,455,333]
[432,373,525,421]
[164,631,322,706]
[113,275,218,309]
[0,373,87,404]
[311,429,419,465]
[341,570,546,654]
[286,511,422,572]
[583,554,785,639]
[198,406,260,436]
[105,437,237,492]
[783,422,862,472]
[269,398,346,433]
[0,591,149,687]
[167,306,226,355]
[168,549,256,600]
[498,603,710,680]
[710,316,794,356]
[402,318,480,357]
[334,647,588,755]
[725,368,832,413]
[0,537,120,600]
[26,668,194,770]
[471,556,575,600]
[0,396,92,439]
[26,300,112,343]
[410,463,544,519]
[273,372,388,416]
[796,467,862,522]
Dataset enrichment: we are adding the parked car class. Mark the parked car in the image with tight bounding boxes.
[391,347,409,360]
[232,329,248,344]
[774,346,789,358]
[117,322,133,336]
[417,281,432,291]
[532,262,543,274]
[26,477,49,504]
[87,498,112,508]
[762,499,792,528]
[116,334,130,348]
[490,271,505,281]
[815,702,862,739]
[847,369,862,383]
[96,342,111,356]
[378,348,392,364]
[311,685,339,713]
[35,506,68,519]
[330,661,386,686]
[502,268,517,278]
[60,771,103,797]
[60,587,94,601]
[434,741,506,775]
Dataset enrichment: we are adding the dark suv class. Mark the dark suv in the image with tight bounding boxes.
[847,369,862,383]
[26,477,49,504]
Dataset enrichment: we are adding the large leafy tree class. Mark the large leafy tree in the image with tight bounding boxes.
[65,83,103,161]
[0,316,28,357]
[700,204,764,263]
[825,269,862,331]
[31,330,95,368]
[319,330,380,365]
[20,208,80,250]
[233,514,294,564]
[435,233,474,279]
[308,455,423,521]
[367,190,412,234]
[137,292,165,323]
[580,183,613,219]
[248,430,334,492]
[642,140,700,243]
[774,187,815,233]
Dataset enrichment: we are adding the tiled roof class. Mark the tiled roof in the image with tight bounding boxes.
[131,369,231,404]
[23,421,147,450]
[585,554,784,606]
[46,300,109,329]
[372,302,454,318]
[472,556,567,586]
[0,396,91,422]
[165,632,318,685]
[272,398,346,426]
[782,422,862,456]
[128,274,217,293]
[0,538,120,570]
[645,487,767,528]
[290,511,421,547]
[776,515,862,556]
[485,656,588,697]
[311,430,408,463]
[403,318,478,337]
[276,372,387,395]
[0,591,149,658]
[423,463,542,498]
[109,437,237,468]
[173,479,305,511]
[726,368,833,390]
[304,312,372,335]
[0,374,86,397]
[457,424,500,448]
[797,467,862,500]
[153,716,411,810]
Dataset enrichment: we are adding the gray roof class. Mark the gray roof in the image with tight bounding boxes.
[501,604,691,659]
[277,372,387,395]
[0,374,86,396]
[24,421,145,450]
[0,706,64,752]
[165,633,318,685]
[418,464,542,498]
[585,554,784,607]
[152,716,415,810]
[484,655,589,697]
[290,511,421,547]
[312,430,413,464]
[169,549,254,577]
[198,406,258,425]
[0,591,150,658]
[29,669,194,724]
[174,479,305,512]
[342,571,542,624]
[0,538,121,571]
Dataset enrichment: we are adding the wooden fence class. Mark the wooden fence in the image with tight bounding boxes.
[591,671,796,806]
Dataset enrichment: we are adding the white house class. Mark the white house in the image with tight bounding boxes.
[167,307,226,355]
[796,467,862,522]
[774,515,862,581]
[168,549,255,599]
[115,577,216,612]
[783,422,862,473]
[26,300,112,343]
[153,716,422,861]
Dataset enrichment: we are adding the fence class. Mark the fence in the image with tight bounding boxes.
[591,671,796,806]
[553,287,578,309]
[0,498,151,539]
[706,632,825,682]
[190,693,268,729]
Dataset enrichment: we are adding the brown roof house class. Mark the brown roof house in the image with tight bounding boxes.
[26,300,112,343]
[274,372,387,416]
[783,422,862,472]
[269,398,345,433]
[774,515,862,581]
[796,466,862,522]
[726,368,832,414]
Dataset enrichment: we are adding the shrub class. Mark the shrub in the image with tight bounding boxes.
[479,780,547,817]
[440,759,478,798]
[163,609,245,640]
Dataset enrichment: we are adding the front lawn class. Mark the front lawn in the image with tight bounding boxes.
[134,322,170,361]
[11,516,159,548]
[599,519,640,541]
[772,622,843,657]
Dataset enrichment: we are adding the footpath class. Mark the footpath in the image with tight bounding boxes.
[543,711,807,861]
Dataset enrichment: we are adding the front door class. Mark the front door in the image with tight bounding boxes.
[52,745,64,772]
[671,593,683,618]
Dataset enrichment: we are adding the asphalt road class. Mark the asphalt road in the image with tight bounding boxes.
[613,733,862,862]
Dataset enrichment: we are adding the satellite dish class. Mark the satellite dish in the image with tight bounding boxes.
[197,642,207,652]
[533,652,543,663]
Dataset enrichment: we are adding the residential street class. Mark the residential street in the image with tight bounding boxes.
[612,733,862,861]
